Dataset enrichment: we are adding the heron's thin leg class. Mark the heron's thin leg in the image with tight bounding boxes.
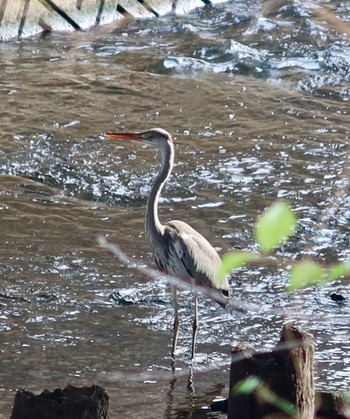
[191,293,198,360]
[187,364,195,391]
[171,286,179,359]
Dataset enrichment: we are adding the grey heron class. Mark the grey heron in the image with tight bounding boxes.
[105,128,229,360]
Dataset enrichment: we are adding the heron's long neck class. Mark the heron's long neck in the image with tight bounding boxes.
[146,141,174,241]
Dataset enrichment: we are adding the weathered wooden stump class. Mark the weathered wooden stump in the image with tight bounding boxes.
[315,391,349,419]
[228,324,315,419]
[10,384,109,419]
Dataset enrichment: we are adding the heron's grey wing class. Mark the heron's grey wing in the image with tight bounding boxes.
[165,220,224,289]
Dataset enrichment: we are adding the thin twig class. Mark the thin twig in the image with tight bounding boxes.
[96,235,346,323]
[98,235,253,314]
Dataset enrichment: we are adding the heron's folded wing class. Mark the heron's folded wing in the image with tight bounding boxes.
[165,220,222,288]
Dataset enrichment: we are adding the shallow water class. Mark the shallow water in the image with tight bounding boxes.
[0,1,350,417]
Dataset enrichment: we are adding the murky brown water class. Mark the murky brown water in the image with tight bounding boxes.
[1,1,350,417]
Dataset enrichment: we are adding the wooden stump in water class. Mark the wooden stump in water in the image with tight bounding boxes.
[228,324,314,419]
[315,391,349,419]
[10,384,109,419]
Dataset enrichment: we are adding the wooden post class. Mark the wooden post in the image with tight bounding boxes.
[228,324,314,419]
[10,384,109,419]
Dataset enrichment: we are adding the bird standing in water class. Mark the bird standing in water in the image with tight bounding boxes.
[105,128,229,360]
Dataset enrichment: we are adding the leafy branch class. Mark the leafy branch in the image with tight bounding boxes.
[216,201,350,290]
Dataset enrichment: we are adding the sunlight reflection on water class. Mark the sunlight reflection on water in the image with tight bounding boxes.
[0,1,350,417]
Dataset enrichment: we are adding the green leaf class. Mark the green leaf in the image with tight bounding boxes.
[255,201,296,253]
[343,392,350,403]
[215,251,257,285]
[289,260,325,291]
[233,377,297,415]
[233,376,261,395]
[328,261,350,281]
[259,387,297,415]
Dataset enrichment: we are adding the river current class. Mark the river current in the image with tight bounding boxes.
[0,1,350,417]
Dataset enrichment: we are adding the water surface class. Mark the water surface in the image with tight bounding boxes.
[0,1,350,417]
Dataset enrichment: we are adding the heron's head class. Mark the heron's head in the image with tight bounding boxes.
[105,128,173,150]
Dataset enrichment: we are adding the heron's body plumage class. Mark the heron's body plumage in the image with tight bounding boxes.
[152,220,226,295]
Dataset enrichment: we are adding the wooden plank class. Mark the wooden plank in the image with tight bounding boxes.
[0,0,227,41]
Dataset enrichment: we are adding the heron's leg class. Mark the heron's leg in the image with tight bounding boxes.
[187,364,195,391]
[191,293,198,360]
[171,286,179,359]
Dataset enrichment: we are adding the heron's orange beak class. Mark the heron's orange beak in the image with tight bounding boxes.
[105,132,142,141]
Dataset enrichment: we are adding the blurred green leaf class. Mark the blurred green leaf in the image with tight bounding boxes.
[255,201,296,253]
[215,251,257,285]
[259,386,297,415]
[328,261,350,281]
[233,376,297,415]
[344,392,350,402]
[289,260,324,291]
[234,376,261,395]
